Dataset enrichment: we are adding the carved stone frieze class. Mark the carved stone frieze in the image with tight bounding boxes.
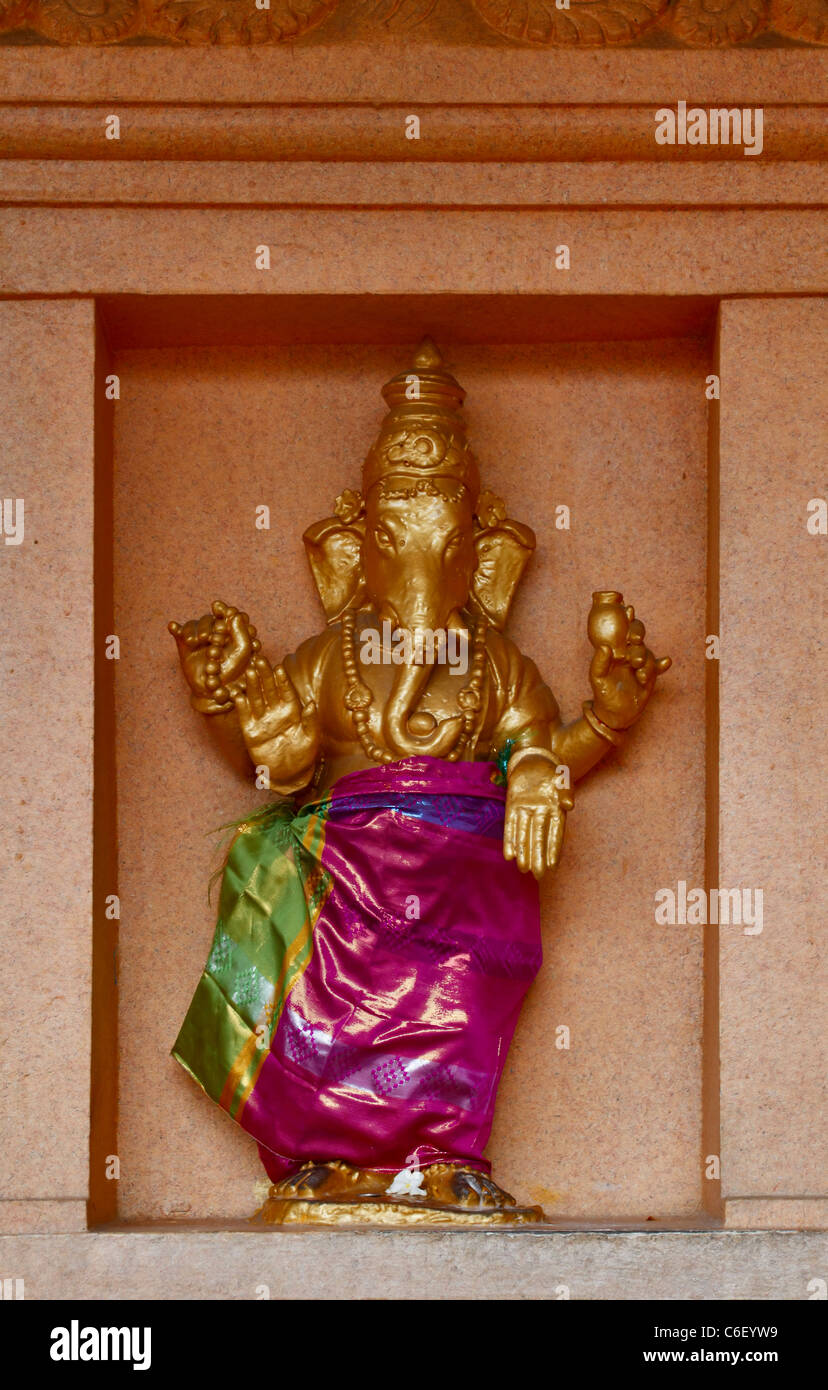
[0,0,825,45]
[0,0,31,31]
[471,0,669,46]
[671,0,767,45]
[33,0,140,41]
[147,0,339,43]
[769,0,828,39]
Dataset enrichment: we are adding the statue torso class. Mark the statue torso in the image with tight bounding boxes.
[285,616,559,797]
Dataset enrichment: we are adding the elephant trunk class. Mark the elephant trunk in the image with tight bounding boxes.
[382,652,463,759]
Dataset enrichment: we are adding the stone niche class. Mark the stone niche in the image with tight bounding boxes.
[107,304,707,1224]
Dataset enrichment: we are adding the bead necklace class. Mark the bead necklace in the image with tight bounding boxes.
[340,610,488,764]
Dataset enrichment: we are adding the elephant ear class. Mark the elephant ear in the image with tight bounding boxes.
[470,519,536,630]
[302,516,367,623]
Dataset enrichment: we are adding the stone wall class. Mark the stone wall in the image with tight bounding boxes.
[0,19,824,1296]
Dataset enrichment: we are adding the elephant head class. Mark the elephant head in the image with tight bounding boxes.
[302,340,536,758]
[303,481,535,758]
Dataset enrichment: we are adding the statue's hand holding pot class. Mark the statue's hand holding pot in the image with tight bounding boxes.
[588,595,672,731]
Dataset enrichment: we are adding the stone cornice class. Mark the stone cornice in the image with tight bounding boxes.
[0,103,825,161]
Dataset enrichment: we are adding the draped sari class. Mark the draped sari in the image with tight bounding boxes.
[173,755,541,1180]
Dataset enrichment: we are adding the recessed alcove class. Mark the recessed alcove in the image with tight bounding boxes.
[93,293,713,1225]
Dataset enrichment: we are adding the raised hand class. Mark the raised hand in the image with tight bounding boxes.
[168,600,260,710]
[589,605,672,730]
[233,656,320,779]
[503,755,574,879]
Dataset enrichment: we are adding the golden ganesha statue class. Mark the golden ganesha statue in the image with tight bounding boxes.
[168,340,670,1225]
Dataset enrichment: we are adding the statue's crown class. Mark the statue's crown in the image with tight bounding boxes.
[362,338,480,503]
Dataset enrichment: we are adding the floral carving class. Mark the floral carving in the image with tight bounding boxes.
[469,0,668,45]
[672,0,768,43]
[32,0,139,39]
[144,0,339,42]
[769,0,828,41]
[354,0,441,26]
[0,0,32,32]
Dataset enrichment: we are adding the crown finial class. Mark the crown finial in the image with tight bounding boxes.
[413,337,443,371]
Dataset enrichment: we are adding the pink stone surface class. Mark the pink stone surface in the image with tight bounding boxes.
[113,339,706,1221]
[0,301,95,1225]
[718,299,828,1203]
[0,24,821,1251]
[1,161,819,210]
[0,1200,87,1235]
[724,1198,828,1230]
[1,1227,822,1302]
[0,209,823,300]
[0,46,823,105]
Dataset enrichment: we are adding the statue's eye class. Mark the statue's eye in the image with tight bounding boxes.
[374,527,394,552]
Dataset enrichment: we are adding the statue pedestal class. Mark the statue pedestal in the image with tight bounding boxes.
[256,1161,545,1226]
[256,1197,545,1227]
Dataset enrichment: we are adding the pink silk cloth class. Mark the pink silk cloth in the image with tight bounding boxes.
[243,756,542,1181]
